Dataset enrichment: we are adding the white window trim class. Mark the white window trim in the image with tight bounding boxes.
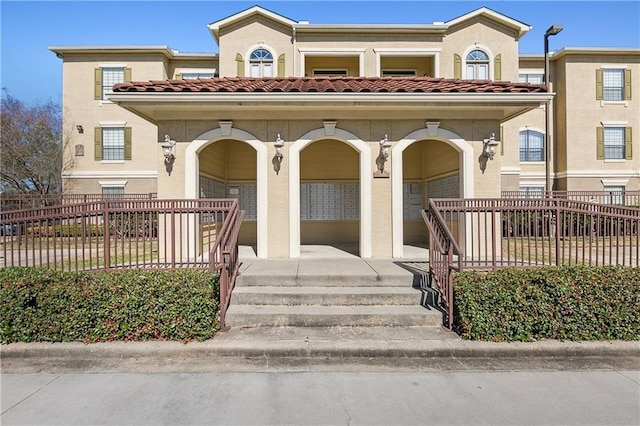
[99,180,128,188]
[601,179,629,187]
[99,121,127,128]
[601,121,628,127]
[373,48,441,78]
[462,44,494,80]
[176,69,217,78]
[298,47,366,77]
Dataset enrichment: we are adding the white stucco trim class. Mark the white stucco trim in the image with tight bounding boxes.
[556,170,638,179]
[289,128,372,258]
[98,180,128,187]
[601,179,629,187]
[391,127,474,258]
[185,127,269,258]
[63,171,157,178]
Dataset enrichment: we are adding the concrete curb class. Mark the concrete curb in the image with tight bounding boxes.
[3,339,639,360]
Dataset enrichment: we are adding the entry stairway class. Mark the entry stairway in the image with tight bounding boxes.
[226,258,443,332]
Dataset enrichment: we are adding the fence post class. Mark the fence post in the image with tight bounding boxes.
[103,200,111,270]
[555,199,561,266]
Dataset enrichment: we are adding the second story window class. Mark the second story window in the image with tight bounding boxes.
[466,49,489,79]
[95,67,130,100]
[603,127,625,159]
[519,130,544,162]
[94,126,131,161]
[249,48,273,77]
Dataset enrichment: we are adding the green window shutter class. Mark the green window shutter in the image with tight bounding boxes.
[124,68,132,83]
[278,54,285,77]
[94,127,103,161]
[124,127,132,160]
[236,53,244,77]
[454,54,461,79]
[596,127,604,160]
[596,69,604,100]
[625,127,632,160]
[500,126,504,156]
[94,68,102,100]
[624,69,632,100]
[494,54,502,81]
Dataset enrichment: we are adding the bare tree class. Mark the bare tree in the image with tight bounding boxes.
[1,89,72,196]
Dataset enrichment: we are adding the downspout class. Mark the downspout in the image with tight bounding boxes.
[292,25,297,77]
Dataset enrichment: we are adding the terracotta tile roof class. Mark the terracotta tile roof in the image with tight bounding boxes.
[112,76,547,94]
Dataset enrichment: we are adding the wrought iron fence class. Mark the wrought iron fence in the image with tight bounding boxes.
[0,193,157,211]
[502,190,640,207]
[0,198,243,327]
[423,197,640,329]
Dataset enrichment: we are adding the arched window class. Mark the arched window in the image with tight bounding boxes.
[466,49,489,79]
[519,130,544,162]
[249,48,274,77]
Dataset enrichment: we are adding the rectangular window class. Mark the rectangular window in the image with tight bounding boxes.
[181,73,215,79]
[603,69,624,101]
[603,186,625,205]
[312,69,348,77]
[102,127,125,161]
[102,68,125,100]
[604,127,625,159]
[518,74,543,84]
[518,186,544,198]
[519,131,544,162]
[101,186,125,198]
[382,70,417,77]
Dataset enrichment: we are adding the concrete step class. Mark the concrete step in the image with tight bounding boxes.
[236,274,429,288]
[230,286,423,306]
[236,259,430,288]
[225,304,442,328]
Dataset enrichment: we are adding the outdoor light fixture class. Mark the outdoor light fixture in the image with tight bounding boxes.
[272,134,284,174]
[482,133,499,160]
[544,24,563,194]
[374,134,391,178]
[162,135,176,162]
[76,125,84,134]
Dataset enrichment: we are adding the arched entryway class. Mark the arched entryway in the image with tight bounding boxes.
[185,127,268,258]
[289,128,371,258]
[391,127,474,258]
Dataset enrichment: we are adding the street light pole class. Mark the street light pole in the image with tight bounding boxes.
[544,25,563,196]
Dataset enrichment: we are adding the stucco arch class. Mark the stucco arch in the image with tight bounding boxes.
[185,127,269,258]
[289,128,372,258]
[391,126,474,258]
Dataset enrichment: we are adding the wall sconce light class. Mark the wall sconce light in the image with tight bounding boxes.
[374,134,391,178]
[272,134,284,174]
[482,133,499,160]
[162,135,176,162]
[76,125,84,134]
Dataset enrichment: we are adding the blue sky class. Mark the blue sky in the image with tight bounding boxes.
[1,0,639,104]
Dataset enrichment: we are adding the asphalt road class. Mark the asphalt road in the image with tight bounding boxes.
[2,370,639,425]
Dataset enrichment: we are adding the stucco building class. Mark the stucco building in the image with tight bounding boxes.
[49,6,639,259]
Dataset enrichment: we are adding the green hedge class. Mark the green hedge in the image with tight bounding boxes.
[453,266,640,342]
[0,268,219,343]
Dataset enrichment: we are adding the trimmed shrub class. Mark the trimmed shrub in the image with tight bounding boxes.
[0,268,219,343]
[453,265,640,342]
